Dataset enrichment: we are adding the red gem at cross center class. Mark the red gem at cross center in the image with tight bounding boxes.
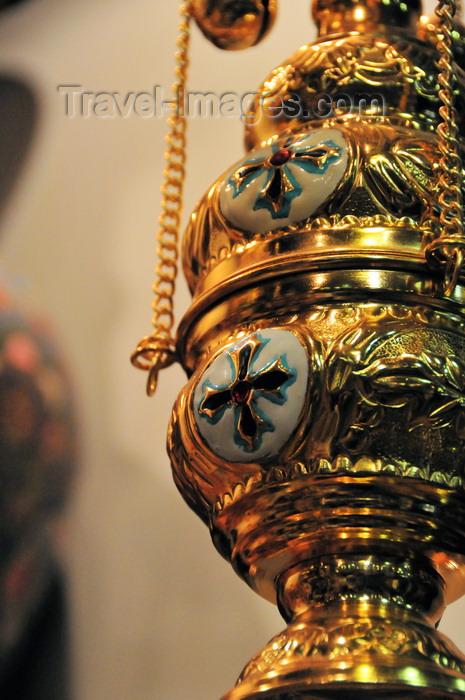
[232,381,252,406]
[269,149,292,166]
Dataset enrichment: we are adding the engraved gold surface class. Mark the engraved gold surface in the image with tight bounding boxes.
[156,0,465,696]
[223,602,465,698]
[243,34,465,150]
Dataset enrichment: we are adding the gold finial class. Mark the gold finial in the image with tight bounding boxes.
[190,0,277,50]
[312,0,422,36]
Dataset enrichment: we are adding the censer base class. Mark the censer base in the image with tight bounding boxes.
[211,476,465,699]
[223,606,465,699]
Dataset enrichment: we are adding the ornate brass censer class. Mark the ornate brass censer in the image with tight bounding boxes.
[133,0,465,696]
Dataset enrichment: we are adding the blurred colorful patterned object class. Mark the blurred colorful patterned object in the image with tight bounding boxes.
[0,266,77,673]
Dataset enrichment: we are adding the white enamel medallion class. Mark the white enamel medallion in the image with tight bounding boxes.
[219,128,349,234]
[193,329,308,462]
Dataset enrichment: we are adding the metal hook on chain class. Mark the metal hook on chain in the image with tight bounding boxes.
[444,246,465,297]
[131,336,178,396]
[425,236,465,297]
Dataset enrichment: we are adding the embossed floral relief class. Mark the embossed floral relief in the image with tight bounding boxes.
[266,38,440,99]
[248,35,459,145]
[302,307,465,478]
[239,616,465,682]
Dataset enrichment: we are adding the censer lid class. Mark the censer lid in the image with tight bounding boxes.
[176,2,465,370]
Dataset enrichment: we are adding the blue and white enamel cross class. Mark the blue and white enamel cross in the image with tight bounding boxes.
[229,134,340,218]
[219,128,349,234]
[199,336,293,451]
[193,330,309,462]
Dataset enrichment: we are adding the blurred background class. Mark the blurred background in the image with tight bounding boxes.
[0,0,463,698]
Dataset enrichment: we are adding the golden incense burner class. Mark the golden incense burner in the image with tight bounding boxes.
[133,0,465,696]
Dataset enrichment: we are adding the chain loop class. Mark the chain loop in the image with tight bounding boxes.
[131,1,192,395]
[425,0,465,296]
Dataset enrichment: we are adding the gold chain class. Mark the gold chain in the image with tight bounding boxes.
[425,0,465,296]
[131,1,191,395]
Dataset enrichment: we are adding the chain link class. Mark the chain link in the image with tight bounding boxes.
[131,1,192,395]
[425,0,465,296]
